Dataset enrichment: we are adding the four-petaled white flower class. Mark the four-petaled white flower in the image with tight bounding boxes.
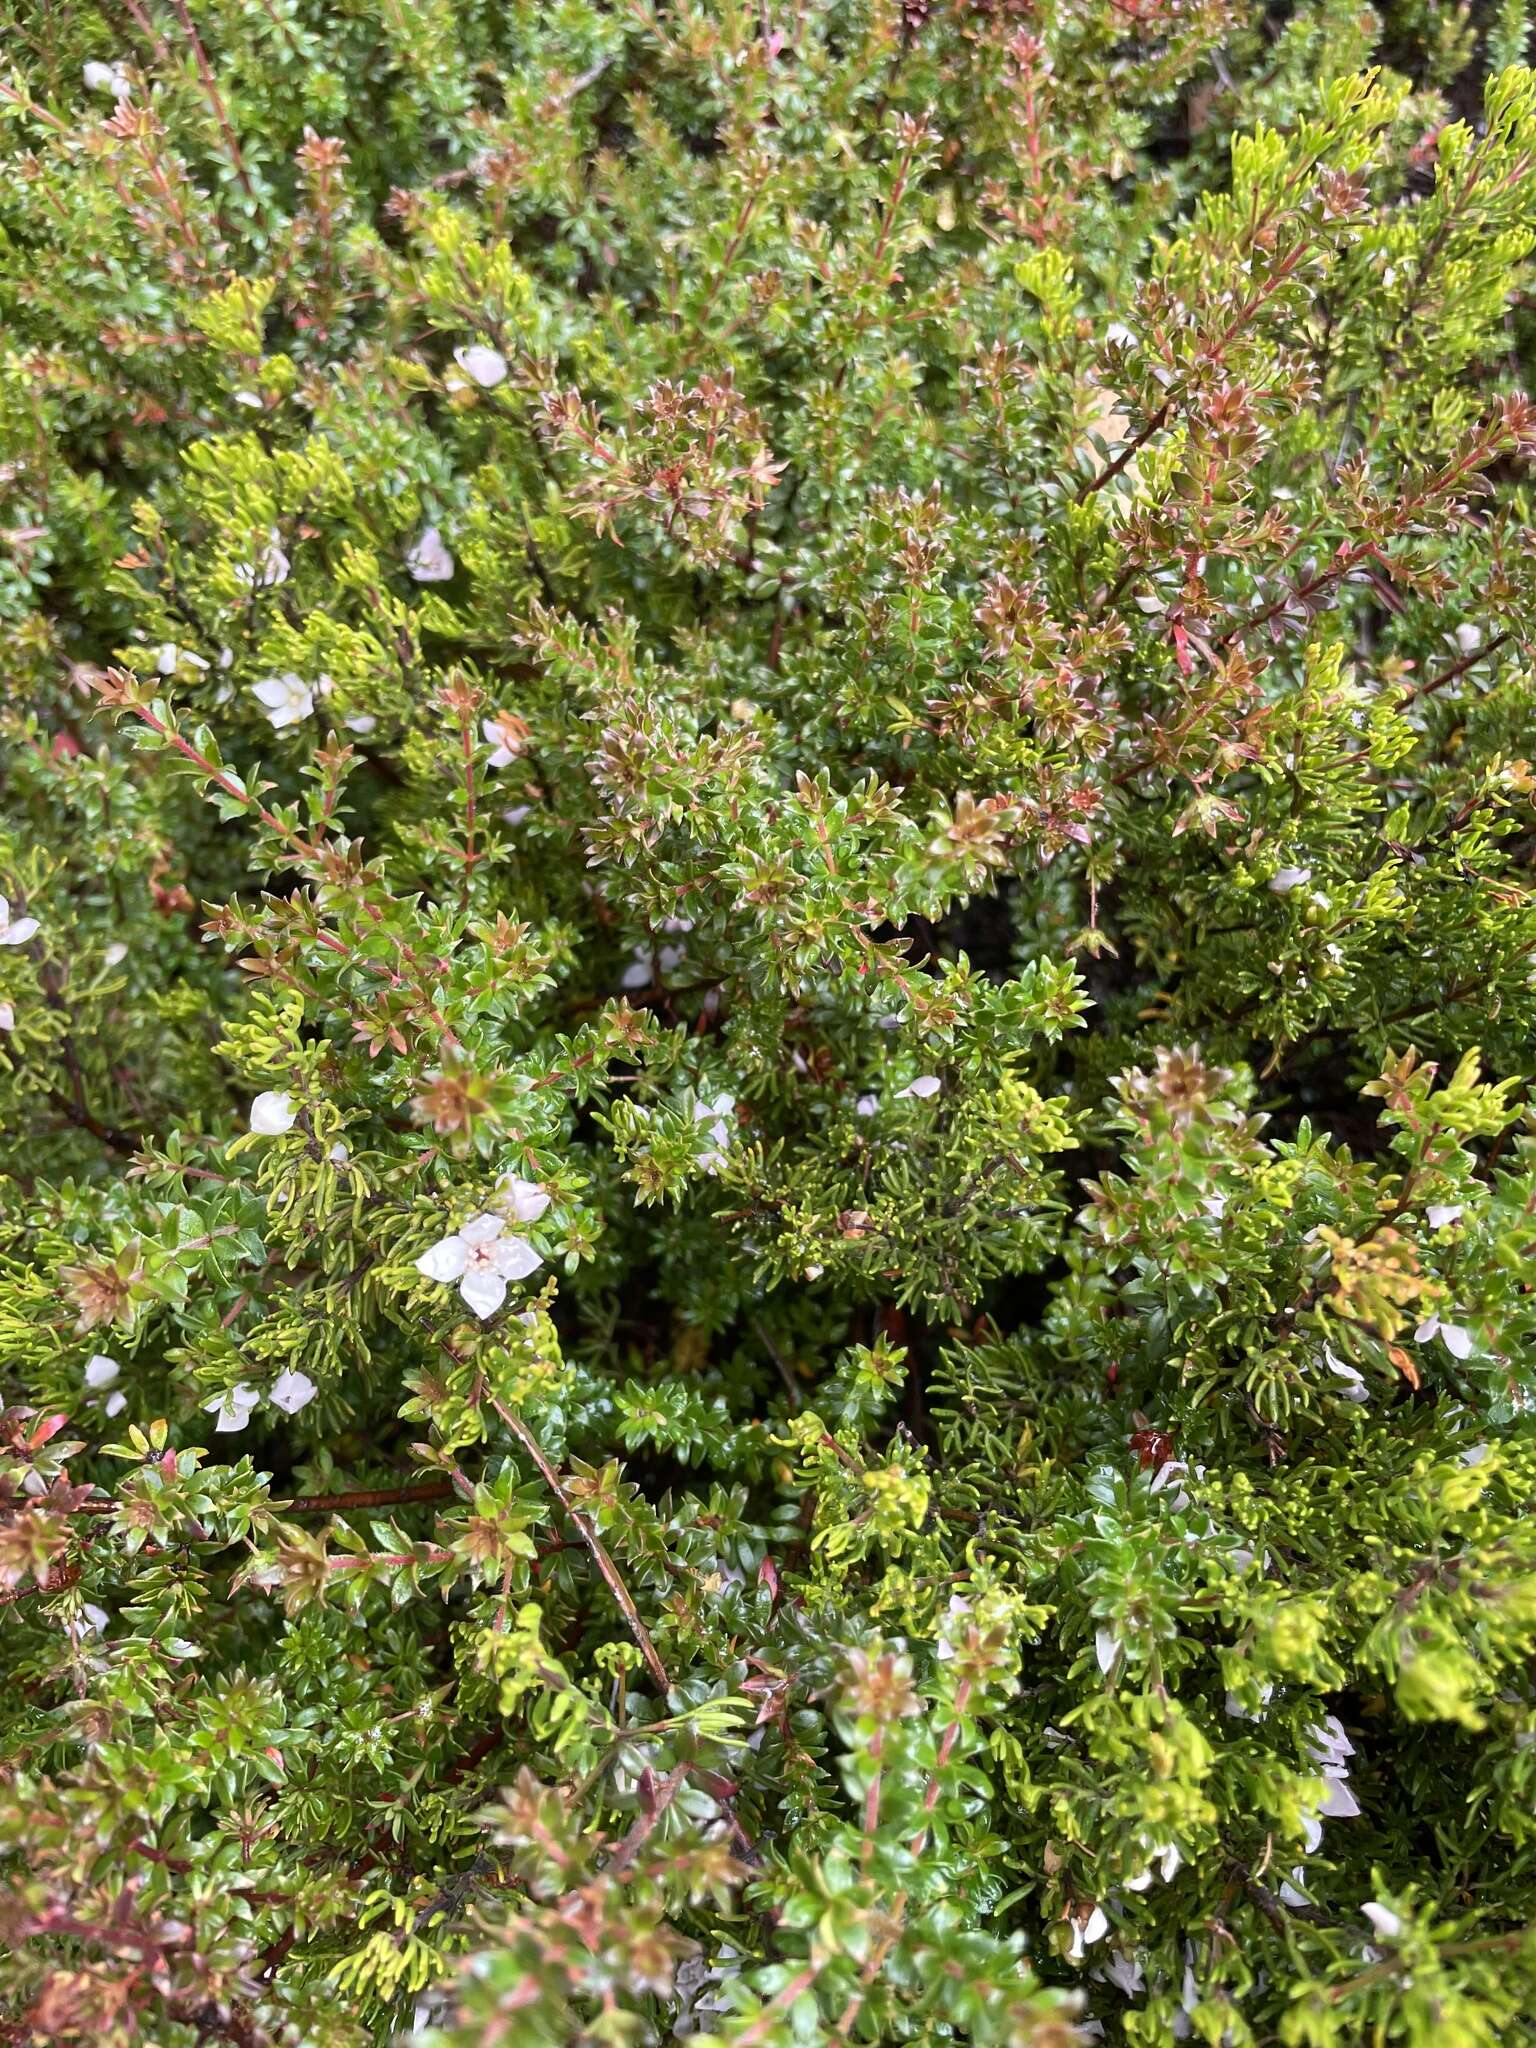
[0,897,39,948]
[205,1382,261,1433]
[83,58,133,97]
[233,529,290,589]
[497,1173,551,1222]
[250,1090,297,1135]
[270,1369,317,1414]
[898,1074,942,1100]
[416,1213,542,1319]
[694,1092,736,1174]
[406,525,455,582]
[482,711,526,767]
[252,673,314,730]
[453,343,508,389]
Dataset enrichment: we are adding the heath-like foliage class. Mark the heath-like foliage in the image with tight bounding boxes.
[3,3,1536,2045]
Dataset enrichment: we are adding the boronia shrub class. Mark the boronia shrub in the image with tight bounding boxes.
[4,2,1536,2043]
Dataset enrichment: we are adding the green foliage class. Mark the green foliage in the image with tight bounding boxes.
[3,4,1536,2046]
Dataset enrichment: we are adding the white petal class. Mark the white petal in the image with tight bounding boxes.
[498,1174,550,1222]
[249,1090,297,1135]
[328,1141,350,1165]
[416,1233,468,1283]
[1415,1318,1440,1344]
[84,1354,120,1389]
[252,676,295,707]
[0,916,38,946]
[901,1074,942,1100]
[454,344,508,389]
[1425,1204,1462,1229]
[1319,1774,1360,1819]
[855,1094,879,1116]
[0,1002,12,1031]
[104,1391,127,1417]
[1438,1322,1473,1360]
[458,1265,508,1319]
[1081,1906,1108,1947]
[1125,1867,1153,1893]
[1269,866,1312,894]
[1362,1903,1401,1939]
[406,526,455,582]
[269,1369,317,1414]
[490,1236,543,1282]
[458,1212,505,1246]
[1095,1626,1121,1675]
[1158,1844,1182,1882]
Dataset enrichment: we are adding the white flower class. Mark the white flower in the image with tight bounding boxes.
[1201,1192,1226,1218]
[1319,1773,1361,1818]
[1065,1904,1108,1963]
[1279,1867,1311,1908]
[482,711,526,767]
[1362,1902,1402,1939]
[204,1383,261,1433]
[1325,1348,1370,1404]
[328,1140,351,1166]
[251,673,314,730]
[249,1090,298,1136]
[1269,866,1312,894]
[0,897,40,947]
[406,525,455,582]
[1425,1203,1463,1229]
[1101,1950,1145,1997]
[622,942,686,989]
[269,1369,317,1415]
[497,1173,551,1222]
[1454,622,1482,654]
[1306,1715,1355,1773]
[1094,1626,1121,1675]
[416,1213,542,1320]
[0,1001,13,1031]
[83,58,133,97]
[104,941,128,967]
[84,1354,120,1390]
[693,1092,736,1174]
[233,529,290,589]
[855,1093,879,1116]
[1414,1315,1473,1359]
[233,389,263,409]
[156,643,209,676]
[1223,1681,1274,1721]
[104,1391,126,1418]
[345,712,378,734]
[899,1074,942,1100]
[503,804,531,826]
[453,343,508,389]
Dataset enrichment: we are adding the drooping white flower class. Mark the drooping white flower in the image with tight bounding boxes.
[83,58,133,97]
[497,1173,551,1223]
[693,1092,736,1174]
[1065,1904,1109,1963]
[84,1354,120,1390]
[1362,1902,1402,1939]
[416,1213,542,1320]
[233,529,290,590]
[453,343,508,389]
[269,1369,317,1415]
[1306,1715,1355,1773]
[899,1074,942,1100]
[249,1090,298,1136]
[1269,866,1313,894]
[482,711,526,767]
[406,525,455,583]
[251,673,314,730]
[0,897,40,947]
[204,1383,261,1433]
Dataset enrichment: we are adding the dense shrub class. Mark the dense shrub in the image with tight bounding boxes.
[4,2,1536,2043]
